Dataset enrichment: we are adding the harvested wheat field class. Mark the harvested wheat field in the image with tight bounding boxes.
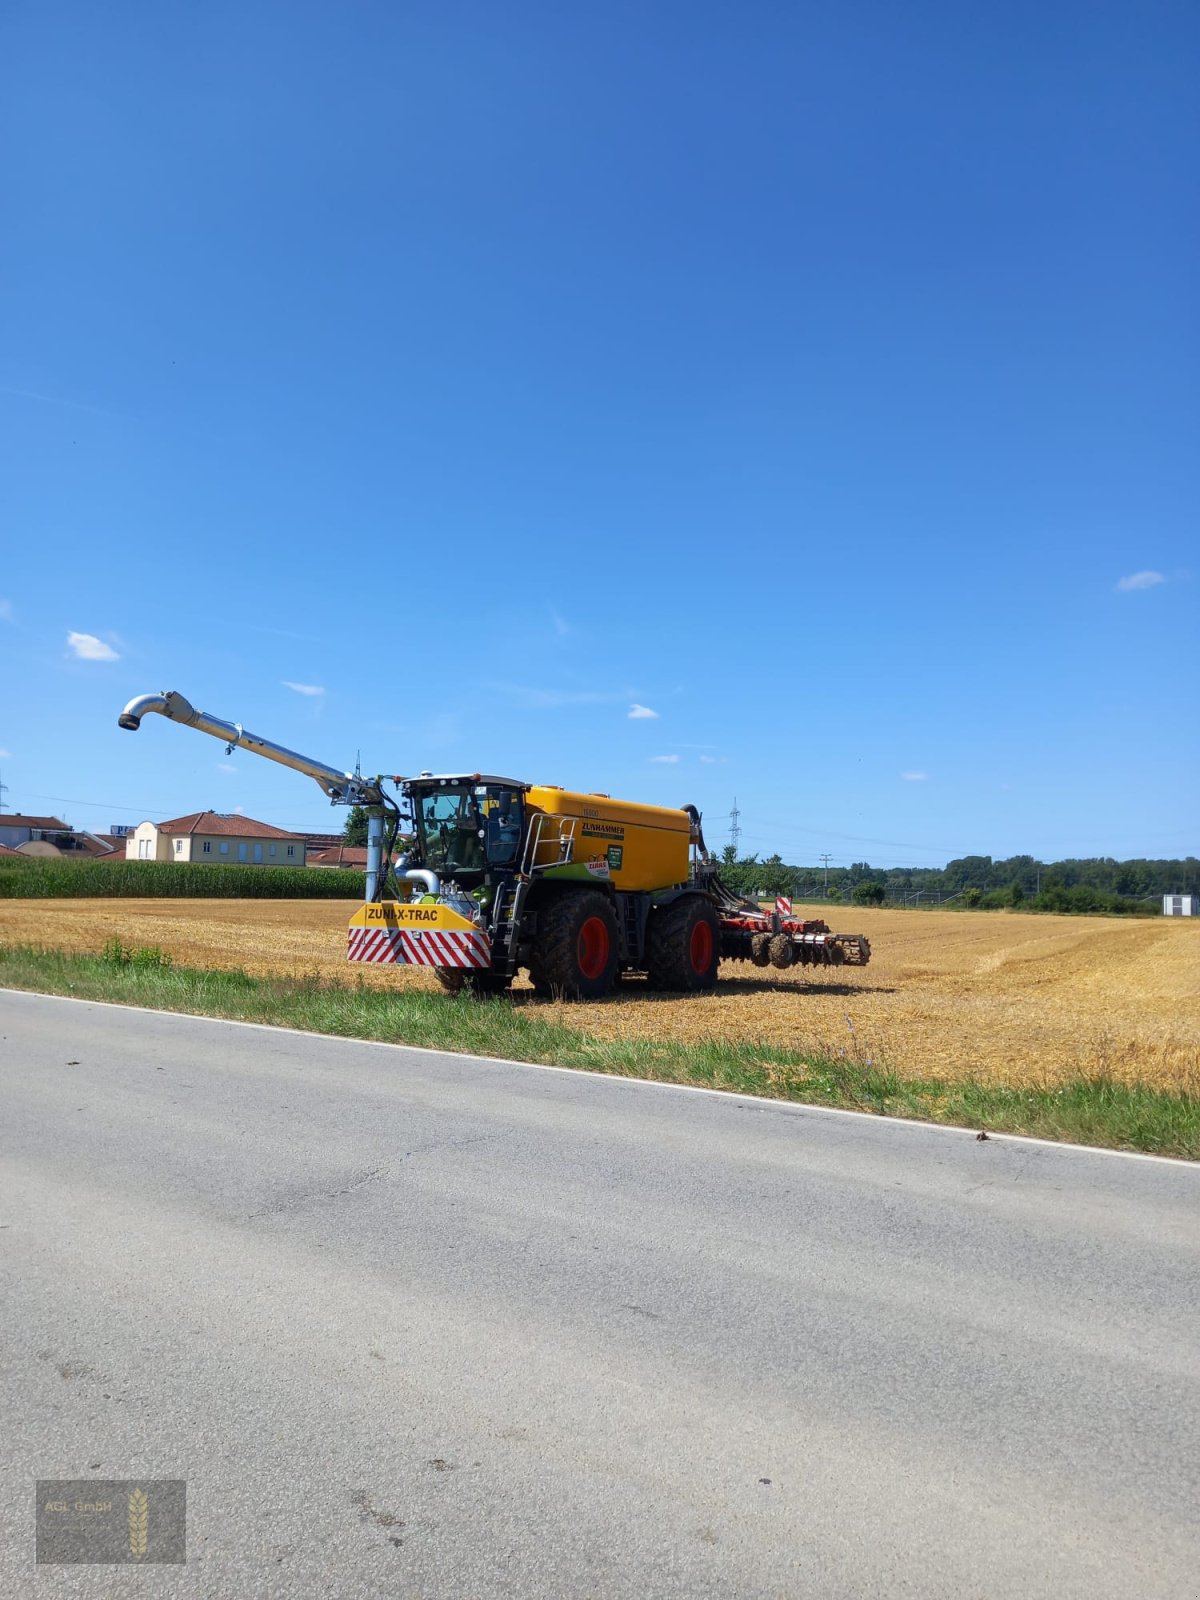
[2,898,1197,1091]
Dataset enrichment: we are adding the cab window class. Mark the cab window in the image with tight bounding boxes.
[476,786,524,867]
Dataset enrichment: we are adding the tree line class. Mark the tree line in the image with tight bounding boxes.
[716,846,1197,914]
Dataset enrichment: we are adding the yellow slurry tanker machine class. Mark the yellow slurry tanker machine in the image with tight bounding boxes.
[118,690,870,998]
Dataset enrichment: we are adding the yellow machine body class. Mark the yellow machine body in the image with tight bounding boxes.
[524,786,691,893]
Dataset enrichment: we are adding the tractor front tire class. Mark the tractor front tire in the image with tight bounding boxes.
[530,891,619,1000]
[646,897,721,992]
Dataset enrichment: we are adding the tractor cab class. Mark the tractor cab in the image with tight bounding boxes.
[404,775,529,886]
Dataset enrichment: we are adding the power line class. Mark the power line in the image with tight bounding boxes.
[741,813,968,857]
[736,834,951,869]
[25,792,339,833]
[728,795,741,856]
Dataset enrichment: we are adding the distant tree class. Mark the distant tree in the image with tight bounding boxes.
[760,853,792,896]
[962,887,983,908]
[944,856,994,892]
[1008,879,1025,907]
[343,805,369,847]
[853,881,886,906]
[721,843,738,868]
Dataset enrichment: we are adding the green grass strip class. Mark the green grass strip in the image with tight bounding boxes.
[1,943,1196,1160]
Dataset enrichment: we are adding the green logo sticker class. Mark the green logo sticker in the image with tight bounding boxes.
[607,846,623,871]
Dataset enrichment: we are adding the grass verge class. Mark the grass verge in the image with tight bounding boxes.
[2,943,1196,1160]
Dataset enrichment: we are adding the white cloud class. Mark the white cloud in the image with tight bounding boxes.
[67,631,119,661]
[0,598,12,622]
[233,805,245,815]
[901,771,929,782]
[550,608,570,637]
[628,703,660,720]
[1116,570,1165,592]
[282,680,325,697]
[218,763,237,773]
[0,747,11,758]
[698,754,727,764]
[648,754,680,764]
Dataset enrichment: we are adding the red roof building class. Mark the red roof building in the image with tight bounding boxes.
[0,814,72,849]
[127,812,307,865]
[307,844,369,870]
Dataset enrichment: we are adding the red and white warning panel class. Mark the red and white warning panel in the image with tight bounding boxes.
[347,903,491,969]
[775,896,792,917]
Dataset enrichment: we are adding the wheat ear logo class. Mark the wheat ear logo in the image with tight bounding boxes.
[128,1489,149,1559]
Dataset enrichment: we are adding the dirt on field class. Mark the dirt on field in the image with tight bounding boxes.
[3,898,1197,1091]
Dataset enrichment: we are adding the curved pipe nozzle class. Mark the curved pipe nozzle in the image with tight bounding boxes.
[115,687,384,806]
[118,692,172,731]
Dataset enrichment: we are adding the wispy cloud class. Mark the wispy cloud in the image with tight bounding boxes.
[698,754,727,764]
[67,631,119,661]
[487,681,627,710]
[0,598,12,622]
[1116,570,1165,592]
[550,608,570,638]
[901,771,929,782]
[648,754,680,764]
[282,680,325,697]
[628,703,659,720]
[218,763,237,773]
[0,384,127,419]
[0,747,11,759]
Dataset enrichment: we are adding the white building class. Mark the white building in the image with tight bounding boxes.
[1162,894,1198,917]
[128,811,306,865]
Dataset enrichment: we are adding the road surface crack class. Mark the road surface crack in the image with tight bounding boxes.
[248,1165,387,1221]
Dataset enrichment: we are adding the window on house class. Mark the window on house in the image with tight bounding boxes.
[219,842,229,855]
[175,840,184,855]
[269,845,276,857]
[202,841,211,854]
[287,845,295,857]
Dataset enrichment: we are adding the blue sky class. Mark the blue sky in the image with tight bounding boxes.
[1,1,1195,868]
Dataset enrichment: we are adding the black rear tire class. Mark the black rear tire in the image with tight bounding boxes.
[646,897,720,992]
[530,890,619,999]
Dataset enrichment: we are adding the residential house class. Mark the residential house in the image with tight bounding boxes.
[307,843,369,870]
[0,814,122,858]
[303,832,345,857]
[0,814,73,849]
[128,812,306,866]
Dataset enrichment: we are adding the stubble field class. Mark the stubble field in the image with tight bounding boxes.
[2,898,1196,1092]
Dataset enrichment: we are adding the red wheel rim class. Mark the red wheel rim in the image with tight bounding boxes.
[689,918,713,974]
[577,916,610,981]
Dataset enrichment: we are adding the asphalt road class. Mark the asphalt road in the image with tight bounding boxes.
[2,990,1198,1599]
